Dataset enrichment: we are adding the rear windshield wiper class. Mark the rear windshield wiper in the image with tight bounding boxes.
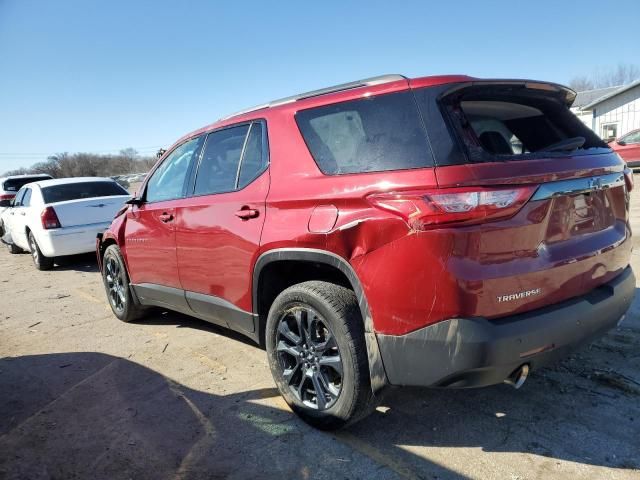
[539,136,585,153]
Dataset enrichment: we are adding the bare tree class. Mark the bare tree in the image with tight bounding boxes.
[569,75,595,91]
[119,148,138,160]
[594,63,640,88]
[3,167,30,176]
[569,63,640,91]
[2,149,157,177]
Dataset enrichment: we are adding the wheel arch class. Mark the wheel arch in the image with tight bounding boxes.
[23,224,33,250]
[253,248,388,393]
[98,237,118,262]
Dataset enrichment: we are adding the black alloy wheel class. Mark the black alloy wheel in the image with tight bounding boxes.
[276,304,344,410]
[101,245,145,323]
[104,254,127,315]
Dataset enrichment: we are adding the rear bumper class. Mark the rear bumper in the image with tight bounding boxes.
[377,266,635,388]
[37,222,111,257]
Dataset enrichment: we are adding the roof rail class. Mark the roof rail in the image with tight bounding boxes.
[219,74,407,121]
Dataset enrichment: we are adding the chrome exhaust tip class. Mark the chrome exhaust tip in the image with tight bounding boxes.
[504,364,529,389]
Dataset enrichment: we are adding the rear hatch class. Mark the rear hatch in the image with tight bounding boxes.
[420,80,632,319]
[42,181,130,228]
[1,175,52,202]
[2,175,52,193]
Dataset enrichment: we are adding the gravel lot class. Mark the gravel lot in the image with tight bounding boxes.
[1,190,640,480]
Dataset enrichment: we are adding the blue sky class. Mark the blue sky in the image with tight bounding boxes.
[0,0,638,172]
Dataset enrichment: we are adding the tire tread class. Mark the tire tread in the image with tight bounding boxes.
[266,280,376,430]
[103,244,146,323]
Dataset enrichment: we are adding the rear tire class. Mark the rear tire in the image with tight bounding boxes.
[28,232,53,270]
[266,281,374,430]
[102,244,145,322]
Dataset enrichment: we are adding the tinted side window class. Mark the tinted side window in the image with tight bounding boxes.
[238,123,267,189]
[21,188,32,207]
[295,91,433,174]
[622,131,640,144]
[194,125,249,196]
[13,188,26,206]
[146,137,201,203]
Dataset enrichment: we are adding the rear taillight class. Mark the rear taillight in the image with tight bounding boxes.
[41,206,61,229]
[0,194,15,201]
[624,167,634,192]
[367,185,537,229]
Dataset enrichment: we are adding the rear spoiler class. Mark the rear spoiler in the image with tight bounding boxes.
[433,79,577,107]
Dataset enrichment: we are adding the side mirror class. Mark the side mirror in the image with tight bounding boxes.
[617,140,626,146]
[126,197,145,206]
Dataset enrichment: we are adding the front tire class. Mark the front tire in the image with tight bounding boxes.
[28,232,53,270]
[266,281,374,430]
[102,244,145,322]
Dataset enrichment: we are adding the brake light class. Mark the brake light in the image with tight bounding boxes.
[624,167,634,192]
[41,206,61,229]
[367,185,537,229]
[0,194,15,201]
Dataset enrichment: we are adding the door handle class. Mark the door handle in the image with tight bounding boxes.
[234,207,260,220]
[19,211,26,216]
[159,212,174,223]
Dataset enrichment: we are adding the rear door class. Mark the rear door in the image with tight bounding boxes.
[11,187,33,249]
[176,121,269,332]
[124,136,204,303]
[414,81,632,318]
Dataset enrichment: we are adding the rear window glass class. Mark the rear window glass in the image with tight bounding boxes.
[2,175,52,192]
[441,85,608,162]
[238,123,268,189]
[295,91,433,174]
[41,181,128,204]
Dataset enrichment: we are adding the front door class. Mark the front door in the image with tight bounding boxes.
[124,136,203,307]
[176,121,269,332]
[6,187,29,249]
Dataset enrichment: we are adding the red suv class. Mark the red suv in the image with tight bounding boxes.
[611,129,640,168]
[97,74,635,429]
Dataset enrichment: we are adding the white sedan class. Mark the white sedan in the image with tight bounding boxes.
[1,177,130,270]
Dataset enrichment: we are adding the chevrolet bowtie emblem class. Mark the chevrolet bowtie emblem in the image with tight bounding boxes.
[588,178,603,191]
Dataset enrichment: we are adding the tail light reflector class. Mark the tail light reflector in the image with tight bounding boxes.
[41,206,61,229]
[367,185,537,229]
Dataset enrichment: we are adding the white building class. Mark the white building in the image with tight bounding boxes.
[572,79,640,141]
[570,86,620,129]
